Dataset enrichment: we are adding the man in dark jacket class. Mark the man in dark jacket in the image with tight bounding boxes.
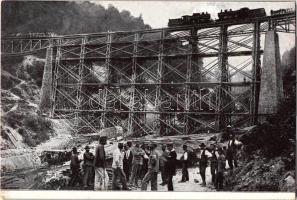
[165,142,177,191]
[129,141,145,187]
[226,131,242,170]
[94,136,109,190]
[123,143,133,182]
[69,147,82,187]
[216,147,226,191]
[112,143,130,190]
[83,145,94,189]
[198,143,212,186]
[209,143,218,185]
[141,143,159,191]
[141,143,150,180]
[179,144,189,183]
[159,144,168,186]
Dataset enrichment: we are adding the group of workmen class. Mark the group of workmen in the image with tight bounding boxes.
[69,125,242,191]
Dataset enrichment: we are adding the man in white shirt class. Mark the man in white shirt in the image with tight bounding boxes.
[179,144,189,183]
[226,132,242,170]
[112,143,129,190]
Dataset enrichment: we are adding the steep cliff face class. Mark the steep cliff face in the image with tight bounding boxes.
[1,56,53,150]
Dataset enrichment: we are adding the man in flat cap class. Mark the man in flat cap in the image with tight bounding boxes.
[198,143,212,186]
[216,147,226,191]
[141,142,159,191]
[123,142,133,182]
[165,141,177,191]
[112,142,129,190]
[179,144,189,183]
[83,145,94,189]
[69,147,82,187]
[209,143,218,185]
[159,144,168,186]
[226,126,242,171]
[129,140,145,187]
[94,136,109,190]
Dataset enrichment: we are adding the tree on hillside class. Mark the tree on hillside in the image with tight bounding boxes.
[1,1,151,35]
[281,46,296,98]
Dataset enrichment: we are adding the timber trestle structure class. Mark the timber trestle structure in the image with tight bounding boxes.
[1,11,295,137]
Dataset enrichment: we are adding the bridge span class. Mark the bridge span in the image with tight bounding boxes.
[1,10,295,136]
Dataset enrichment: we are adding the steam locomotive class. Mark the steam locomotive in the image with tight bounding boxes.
[168,7,266,27]
[217,7,266,21]
[168,12,212,27]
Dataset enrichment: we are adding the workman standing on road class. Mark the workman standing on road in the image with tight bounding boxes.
[225,126,242,170]
[83,145,94,189]
[198,143,212,187]
[141,143,159,191]
[94,136,109,190]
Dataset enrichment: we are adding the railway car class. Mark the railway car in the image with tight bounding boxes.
[168,18,184,27]
[217,7,266,21]
[271,8,293,16]
[168,12,212,27]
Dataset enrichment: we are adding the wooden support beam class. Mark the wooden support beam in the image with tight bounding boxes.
[251,21,261,124]
[217,25,230,130]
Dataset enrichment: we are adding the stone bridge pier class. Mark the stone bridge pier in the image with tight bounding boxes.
[39,45,53,116]
[258,30,283,121]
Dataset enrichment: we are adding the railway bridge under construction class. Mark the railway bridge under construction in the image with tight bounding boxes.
[1,10,295,137]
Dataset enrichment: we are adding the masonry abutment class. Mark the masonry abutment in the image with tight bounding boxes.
[258,30,283,121]
[39,45,53,115]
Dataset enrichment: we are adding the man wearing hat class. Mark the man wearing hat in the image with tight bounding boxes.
[226,131,242,170]
[216,147,226,191]
[129,141,145,187]
[112,143,129,190]
[83,145,94,189]
[222,125,232,141]
[165,141,177,191]
[198,143,212,186]
[141,142,159,191]
[179,144,189,183]
[140,142,150,180]
[69,147,82,187]
[123,142,133,182]
[209,143,218,185]
[159,144,168,186]
[94,136,109,190]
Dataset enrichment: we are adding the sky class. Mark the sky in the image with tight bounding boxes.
[92,1,295,54]
[93,1,295,28]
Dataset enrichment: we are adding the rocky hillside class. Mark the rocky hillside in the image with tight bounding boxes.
[223,46,296,192]
[1,0,155,150]
[223,105,295,191]
[1,56,55,149]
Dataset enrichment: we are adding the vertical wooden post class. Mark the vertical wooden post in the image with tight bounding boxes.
[217,25,229,130]
[251,21,261,124]
[100,32,112,129]
[51,38,62,117]
[127,32,139,137]
[74,37,86,133]
[156,30,165,136]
